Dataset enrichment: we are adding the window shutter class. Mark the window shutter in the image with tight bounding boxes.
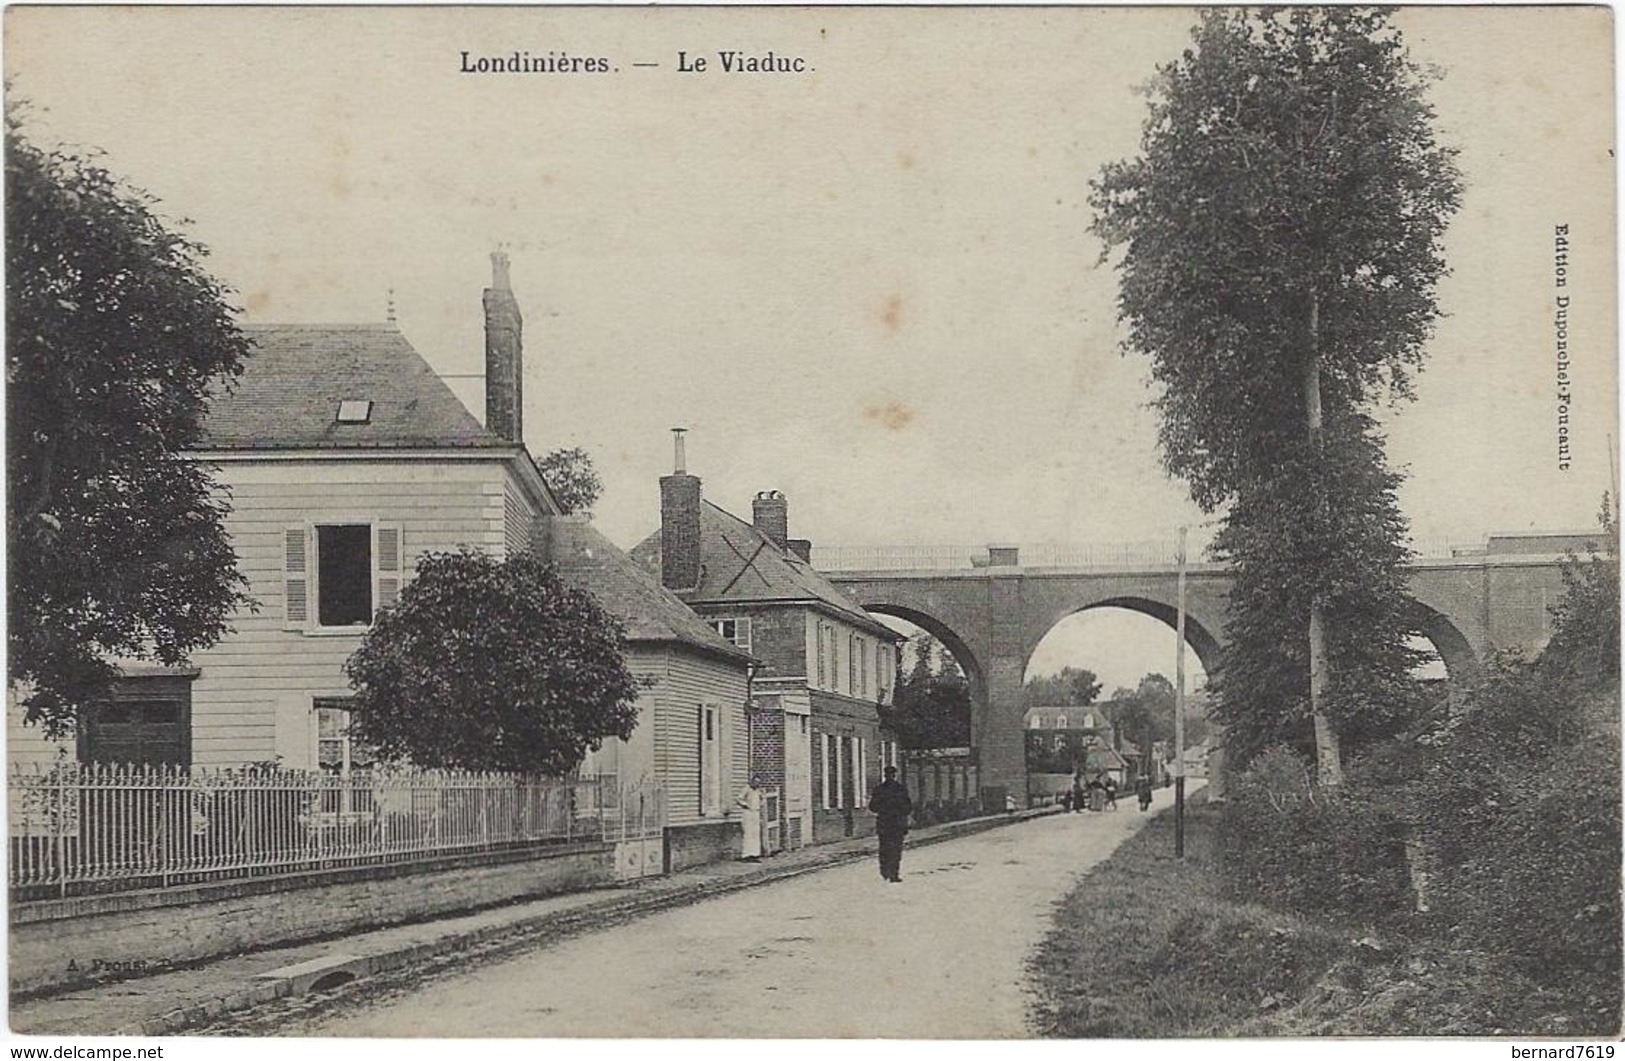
[284,526,310,628]
[374,523,403,613]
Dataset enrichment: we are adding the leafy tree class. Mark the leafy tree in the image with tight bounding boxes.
[343,549,643,775]
[537,446,603,517]
[1091,9,1461,781]
[1210,424,1427,767]
[1111,673,1173,751]
[883,634,971,749]
[1539,495,1620,693]
[7,119,251,734]
[1022,666,1101,708]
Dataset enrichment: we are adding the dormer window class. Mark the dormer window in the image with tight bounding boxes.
[336,400,373,424]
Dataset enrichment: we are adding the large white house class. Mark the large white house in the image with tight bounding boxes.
[8,254,755,866]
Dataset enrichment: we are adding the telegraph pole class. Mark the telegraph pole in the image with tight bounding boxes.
[1174,525,1188,859]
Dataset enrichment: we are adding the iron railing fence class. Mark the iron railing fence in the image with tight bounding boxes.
[7,762,657,901]
[599,777,666,843]
[810,542,1195,571]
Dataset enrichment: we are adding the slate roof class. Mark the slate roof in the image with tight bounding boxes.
[630,501,900,641]
[200,324,509,450]
[551,516,753,666]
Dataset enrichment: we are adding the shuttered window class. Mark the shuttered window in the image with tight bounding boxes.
[284,528,310,628]
[283,522,403,630]
[823,732,840,809]
[375,524,402,610]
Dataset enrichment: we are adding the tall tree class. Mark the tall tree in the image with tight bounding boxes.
[344,549,642,775]
[1090,9,1461,781]
[908,633,940,686]
[7,119,252,734]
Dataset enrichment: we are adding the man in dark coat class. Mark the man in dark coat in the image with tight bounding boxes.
[869,766,913,883]
[1135,772,1154,812]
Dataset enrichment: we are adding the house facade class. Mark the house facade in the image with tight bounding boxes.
[9,296,550,770]
[9,256,757,872]
[550,516,755,870]
[630,442,906,848]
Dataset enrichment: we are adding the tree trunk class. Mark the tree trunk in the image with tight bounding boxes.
[1305,292,1345,787]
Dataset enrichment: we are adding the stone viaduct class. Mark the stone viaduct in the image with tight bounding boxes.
[824,533,1596,800]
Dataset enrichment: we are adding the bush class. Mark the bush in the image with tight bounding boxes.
[344,549,643,775]
[1415,676,1621,1032]
[1220,746,1412,923]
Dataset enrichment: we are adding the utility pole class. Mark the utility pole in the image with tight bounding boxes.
[1174,525,1187,859]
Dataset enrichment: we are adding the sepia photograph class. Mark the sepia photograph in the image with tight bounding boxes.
[4,3,1619,1045]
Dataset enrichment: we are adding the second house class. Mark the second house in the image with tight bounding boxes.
[632,436,906,849]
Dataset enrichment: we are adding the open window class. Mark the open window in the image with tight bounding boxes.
[710,617,752,652]
[284,523,402,630]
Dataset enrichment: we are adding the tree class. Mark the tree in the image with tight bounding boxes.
[1539,495,1620,693]
[343,549,643,775]
[537,446,603,517]
[1091,9,1461,781]
[7,119,252,734]
[1022,666,1101,708]
[1109,672,1211,759]
[884,633,972,749]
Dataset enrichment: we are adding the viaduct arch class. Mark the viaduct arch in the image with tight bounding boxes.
[830,545,1576,799]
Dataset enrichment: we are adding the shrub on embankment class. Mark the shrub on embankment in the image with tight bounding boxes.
[1214,663,1620,1035]
[1218,746,1412,924]
[1030,784,1614,1037]
[1034,530,1619,1036]
[1214,525,1621,1035]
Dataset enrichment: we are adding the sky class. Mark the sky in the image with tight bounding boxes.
[6,6,1615,683]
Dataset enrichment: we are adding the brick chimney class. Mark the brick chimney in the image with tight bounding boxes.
[483,250,523,443]
[787,539,813,563]
[660,428,702,592]
[753,490,789,548]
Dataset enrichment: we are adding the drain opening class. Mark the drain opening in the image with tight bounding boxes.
[308,971,358,993]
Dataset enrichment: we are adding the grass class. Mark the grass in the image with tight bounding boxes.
[1026,794,1609,1038]
[1027,793,1352,1037]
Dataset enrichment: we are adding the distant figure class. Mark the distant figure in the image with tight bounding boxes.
[1136,773,1154,812]
[1101,773,1119,811]
[1071,772,1087,813]
[869,766,914,883]
[736,776,764,861]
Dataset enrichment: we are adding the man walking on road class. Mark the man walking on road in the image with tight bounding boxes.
[869,766,913,883]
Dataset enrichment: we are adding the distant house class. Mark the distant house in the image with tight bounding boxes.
[1025,705,1112,737]
[8,256,758,877]
[631,445,906,848]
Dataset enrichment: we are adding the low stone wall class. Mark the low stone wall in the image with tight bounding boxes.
[10,841,616,997]
[664,820,740,872]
